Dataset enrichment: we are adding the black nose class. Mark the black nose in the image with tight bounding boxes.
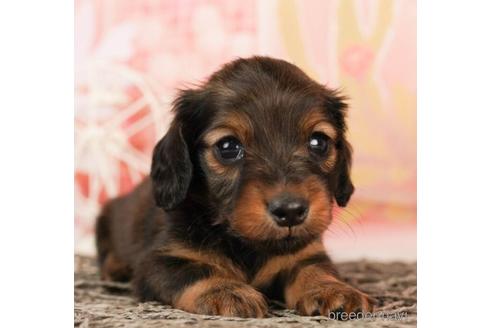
[268,195,309,227]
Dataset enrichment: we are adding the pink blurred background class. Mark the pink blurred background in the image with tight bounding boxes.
[75,0,415,261]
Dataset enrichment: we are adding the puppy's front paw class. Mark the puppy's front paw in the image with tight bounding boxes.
[294,282,375,319]
[177,279,268,318]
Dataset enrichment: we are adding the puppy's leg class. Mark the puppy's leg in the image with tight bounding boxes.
[133,247,268,318]
[175,277,268,318]
[284,255,375,318]
[95,201,132,282]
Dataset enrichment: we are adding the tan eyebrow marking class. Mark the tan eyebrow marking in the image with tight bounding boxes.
[312,122,337,140]
[300,110,337,140]
[204,111,253,146]
[203,128,235,147]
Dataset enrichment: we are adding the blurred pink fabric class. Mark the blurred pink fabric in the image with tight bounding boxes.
[75,0,416,260]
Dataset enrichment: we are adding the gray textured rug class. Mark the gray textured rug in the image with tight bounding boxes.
[75,256,416,327]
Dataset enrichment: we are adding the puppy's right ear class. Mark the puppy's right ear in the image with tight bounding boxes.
[150,121,192,210]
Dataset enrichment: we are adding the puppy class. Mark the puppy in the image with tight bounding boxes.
[96,56,374,318]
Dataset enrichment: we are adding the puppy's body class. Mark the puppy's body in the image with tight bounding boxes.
[96,57,374,318]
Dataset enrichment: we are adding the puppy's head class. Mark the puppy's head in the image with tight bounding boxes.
[151,57,353,247]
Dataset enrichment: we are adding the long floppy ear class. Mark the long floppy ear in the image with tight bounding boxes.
[333,138,354,207]
[150,88,208,210]
[150,122,192,210]
[323,89,354,207]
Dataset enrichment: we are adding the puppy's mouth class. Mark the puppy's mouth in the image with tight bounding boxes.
[229,212,326,243]
[227,218,323,254]
[278,223,313,240]
[229,181,332,243]
[282,226,299,240]
[281,226,306,244]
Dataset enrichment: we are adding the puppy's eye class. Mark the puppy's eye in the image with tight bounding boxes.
[308,132,330,156]
[214,136,245,164]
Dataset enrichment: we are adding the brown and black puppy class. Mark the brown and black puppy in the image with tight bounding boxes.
[96,56,374,318]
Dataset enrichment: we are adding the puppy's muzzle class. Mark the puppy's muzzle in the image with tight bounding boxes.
[267,193,309,227]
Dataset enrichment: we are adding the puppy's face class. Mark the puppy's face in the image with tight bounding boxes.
[151,57,353,247]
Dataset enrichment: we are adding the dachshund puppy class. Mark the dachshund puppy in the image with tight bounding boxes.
[96,56,374,318]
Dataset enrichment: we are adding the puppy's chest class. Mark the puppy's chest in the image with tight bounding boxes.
[228,251,293,301]
[225,249,265,280]
[223,240,325,288]
[228,250,288,287]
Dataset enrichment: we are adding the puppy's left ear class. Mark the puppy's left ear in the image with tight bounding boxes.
[151,122,192,210]
[323,90,354,207]
[333,138,354,207]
